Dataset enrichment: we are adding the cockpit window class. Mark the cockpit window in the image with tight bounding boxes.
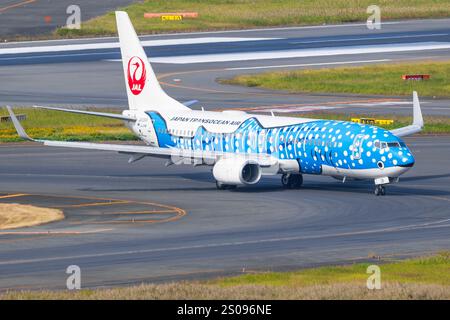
[387,142,400,148]
[374,141,389,149]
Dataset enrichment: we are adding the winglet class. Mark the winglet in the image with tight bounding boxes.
[390,91,424,137]
[6,106,34,141]
[412,91,424,128]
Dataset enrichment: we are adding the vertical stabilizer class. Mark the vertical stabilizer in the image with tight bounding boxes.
[115,11,189,112]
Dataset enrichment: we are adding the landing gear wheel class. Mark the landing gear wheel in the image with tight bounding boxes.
[281,173,303,189]
[281,174,290,187]
[216,181,237,190]
[374,185,386,196]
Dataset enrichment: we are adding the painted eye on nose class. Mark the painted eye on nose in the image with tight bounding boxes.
[377,161,384,169]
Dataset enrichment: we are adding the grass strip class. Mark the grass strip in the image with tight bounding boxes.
[0,107,137,142]
[55,0,450,38]
[2,252,449,299]
[222,60,450,98]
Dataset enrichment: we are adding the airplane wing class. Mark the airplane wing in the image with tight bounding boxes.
[32,105,136,122]
[390,91,424,137]
[6,106,277,167]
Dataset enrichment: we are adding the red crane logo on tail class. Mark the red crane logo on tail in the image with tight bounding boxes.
[127,56,147,95]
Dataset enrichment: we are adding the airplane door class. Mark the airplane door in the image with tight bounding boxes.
[136,117,158,147]
[352,134,365,160]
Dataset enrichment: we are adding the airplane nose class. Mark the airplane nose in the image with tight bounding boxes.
[397,150,415,168]
[398,161,414,168]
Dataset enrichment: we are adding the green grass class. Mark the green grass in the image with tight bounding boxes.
[55,0,450,38]
[222,60,450,98]
[2,252,449,299]
[0,107,137,142]
[213,252,450,288]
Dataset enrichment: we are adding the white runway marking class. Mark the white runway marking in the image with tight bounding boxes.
[249,101,436,113]
[0,228,112,235]
[349,101,413,106]
[1,21,405,46]
[289,33,448,45]
[225,59,391,70]
[251,106,343,113]
[148,42,450,64]
[348,101,431,107]
[0,37,279,55]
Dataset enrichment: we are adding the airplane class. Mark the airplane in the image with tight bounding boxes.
[6,11,424,196]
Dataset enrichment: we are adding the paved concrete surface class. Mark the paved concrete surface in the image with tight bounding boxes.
[0,136,449,289]
[0,0,137,38]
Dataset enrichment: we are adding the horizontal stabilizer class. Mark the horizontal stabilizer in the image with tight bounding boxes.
[33,105,136,121]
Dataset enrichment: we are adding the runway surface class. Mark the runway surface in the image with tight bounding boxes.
[0,136,450,289]
[0,0,137,38]
[0,19,449,290]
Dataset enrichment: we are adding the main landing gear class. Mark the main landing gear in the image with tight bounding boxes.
[281,173,303,189]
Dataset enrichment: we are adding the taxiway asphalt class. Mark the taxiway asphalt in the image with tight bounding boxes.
[0,135,449,289]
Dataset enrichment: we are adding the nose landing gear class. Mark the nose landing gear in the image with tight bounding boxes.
[374,177,389,196]
[374,185,386,196]
[281,173,303,189]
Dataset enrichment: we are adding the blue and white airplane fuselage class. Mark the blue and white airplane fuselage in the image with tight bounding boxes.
[7,11,423,196]
[128,109,414,180]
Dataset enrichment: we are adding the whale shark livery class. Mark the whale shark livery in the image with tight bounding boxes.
[7,11,424,196]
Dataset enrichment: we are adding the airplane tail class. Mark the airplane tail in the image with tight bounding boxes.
[115,11,189,113]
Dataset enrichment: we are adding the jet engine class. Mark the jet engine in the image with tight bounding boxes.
[212,158,262,185]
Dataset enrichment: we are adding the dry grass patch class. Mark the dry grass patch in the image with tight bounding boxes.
[2,252,449,300]
[0,203,64,230]
[2,282,450,300]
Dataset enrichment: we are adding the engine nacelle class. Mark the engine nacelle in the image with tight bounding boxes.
[213,158,262,185]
